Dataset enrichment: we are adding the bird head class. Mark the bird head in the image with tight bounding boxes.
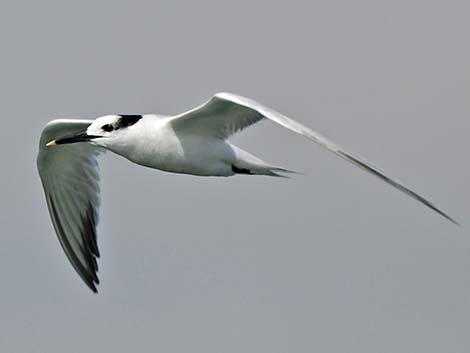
[46,115,143,148]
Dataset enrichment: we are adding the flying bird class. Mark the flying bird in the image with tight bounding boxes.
[37,92,458,292]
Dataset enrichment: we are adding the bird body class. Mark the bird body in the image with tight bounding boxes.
[69,113,287,177]
[37,92,458,292]
[115,118,235,176]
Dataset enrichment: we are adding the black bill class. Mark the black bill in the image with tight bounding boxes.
[47,131,101,146]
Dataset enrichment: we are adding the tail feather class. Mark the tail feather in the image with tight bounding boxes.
[232,164,298,178]
[270,167,302,175]
[230,145,298,178]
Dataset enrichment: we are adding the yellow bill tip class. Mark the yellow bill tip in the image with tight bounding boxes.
[46,140,57,147]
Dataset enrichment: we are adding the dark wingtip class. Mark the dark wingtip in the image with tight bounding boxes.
[445,215,460,227]
[47,195,102,293]
[89,274,100,293]
[335,150,460,227]
[411,194,460,227]
[87,279,99,293]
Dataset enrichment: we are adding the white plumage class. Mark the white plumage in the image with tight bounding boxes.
[37,92,458,292]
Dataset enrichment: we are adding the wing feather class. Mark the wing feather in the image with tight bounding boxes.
[171,94,264,139]
[172,93,458,225]
[37,119,104,292]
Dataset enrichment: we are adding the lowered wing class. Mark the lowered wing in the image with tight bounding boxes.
[37,119,104,292]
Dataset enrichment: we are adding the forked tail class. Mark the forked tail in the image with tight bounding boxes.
[230,145,298,177]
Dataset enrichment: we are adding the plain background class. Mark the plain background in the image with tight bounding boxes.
[0,1,469,352]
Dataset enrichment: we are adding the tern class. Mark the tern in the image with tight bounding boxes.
[37,92,458,292]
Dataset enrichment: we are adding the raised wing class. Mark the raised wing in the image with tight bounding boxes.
[171,93,264,139]
[172,92,458,225]
[37,120,104,292]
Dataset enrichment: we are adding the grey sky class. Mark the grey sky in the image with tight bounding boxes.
[1,0,469,352]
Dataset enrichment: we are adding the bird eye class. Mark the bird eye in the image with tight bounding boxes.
[102,124,114,132]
